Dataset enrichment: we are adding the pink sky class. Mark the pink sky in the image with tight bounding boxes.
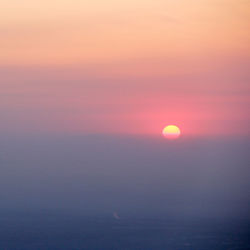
[0,0,249,136]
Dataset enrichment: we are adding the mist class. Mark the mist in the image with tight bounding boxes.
[1,134,249,220]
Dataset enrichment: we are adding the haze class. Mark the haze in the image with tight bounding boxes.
[0,0,250,249]
[1,0,250,136]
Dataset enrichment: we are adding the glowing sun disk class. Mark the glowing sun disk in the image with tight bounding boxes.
[162,125,181,139]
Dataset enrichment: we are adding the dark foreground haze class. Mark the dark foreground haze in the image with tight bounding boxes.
[0,135,249,249]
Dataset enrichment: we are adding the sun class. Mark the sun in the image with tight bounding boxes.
[162,125,181,139]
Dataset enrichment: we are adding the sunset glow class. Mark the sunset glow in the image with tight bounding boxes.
[0,0,249,136]
[162,125,181,139]
[0,1,250,248]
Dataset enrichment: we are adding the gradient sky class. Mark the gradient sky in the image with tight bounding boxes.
[1,0,250,135]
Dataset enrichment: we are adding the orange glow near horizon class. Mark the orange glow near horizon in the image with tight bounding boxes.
[0,0,249,136]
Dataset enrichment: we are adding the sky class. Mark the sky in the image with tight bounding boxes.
[1,0,250,136]
[0,3,250,248]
